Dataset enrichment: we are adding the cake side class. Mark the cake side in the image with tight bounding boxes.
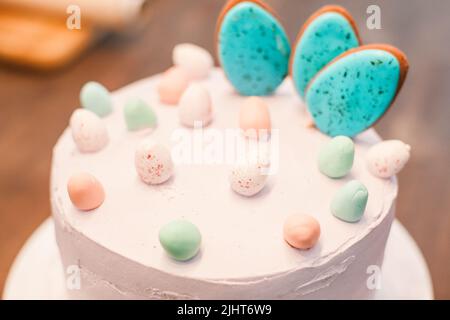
[51,69,397,299]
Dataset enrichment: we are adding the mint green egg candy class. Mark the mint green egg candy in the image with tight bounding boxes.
[331,180,368,223]
[80,81,112,117]
[159,220,201,261]
[318,136,354,178]
[124,98,157,131]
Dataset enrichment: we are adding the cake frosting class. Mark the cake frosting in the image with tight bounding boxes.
[51,69,397,299]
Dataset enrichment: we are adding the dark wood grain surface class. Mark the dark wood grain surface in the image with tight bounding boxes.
[0,0,449,299]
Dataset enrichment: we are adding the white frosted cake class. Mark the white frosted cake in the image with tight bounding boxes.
[51,2,411,300]
[51,69,398,299]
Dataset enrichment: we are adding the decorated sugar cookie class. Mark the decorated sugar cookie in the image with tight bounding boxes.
[290,5,361,97]
[216,0,290,96]
[305,44,409,137]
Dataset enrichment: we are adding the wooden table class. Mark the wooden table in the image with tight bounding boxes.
[0,0,449,299]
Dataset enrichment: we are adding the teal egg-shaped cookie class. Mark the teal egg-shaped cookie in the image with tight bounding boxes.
[305,44,409,137]
[331,180,368,223]
[80,81,112,117]
[217,0,290,96]
[159,220,201,261]
[318,136,354,178]
[290,5,360,97]
[123,98,157,131]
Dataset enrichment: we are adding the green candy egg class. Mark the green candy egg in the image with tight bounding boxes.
[318,136,354,178]
[80,81,112,117]
[331,180,368,223]
[124,98,157,131]
[159,220,201,261]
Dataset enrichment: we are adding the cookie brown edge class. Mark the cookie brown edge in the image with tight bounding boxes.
[214,0,288,68]
[304,43,409,131]
[288,5,362,77]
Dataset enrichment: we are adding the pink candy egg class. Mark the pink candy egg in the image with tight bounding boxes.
[239,97,271,139]
[178,83,212,127]
[283,214,321,250]
[230,164,267,197]
[135,140,174,185]
[157,67,189,105]
[67,173,105,211]
[70,109,108,153]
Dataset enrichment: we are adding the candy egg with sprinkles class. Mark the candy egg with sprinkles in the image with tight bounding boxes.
[70,109,109,153]
[135,140,174,185]
[216,0,290,96]
[230,163,267,196]
[366,140,411,178]
[305,44,409,137]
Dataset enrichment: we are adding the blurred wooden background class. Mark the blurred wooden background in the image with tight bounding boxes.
[0,0,449,299]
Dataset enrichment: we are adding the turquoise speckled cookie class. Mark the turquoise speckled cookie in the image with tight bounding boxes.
[290,5,361,98]
[305,44,409,137]
[216,0,290,96]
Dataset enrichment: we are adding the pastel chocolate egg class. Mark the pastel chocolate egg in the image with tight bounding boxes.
[230,163,267,196]
[67,173,105,211]
[239,96,271,138]
[305,44,409,137]
[159,220,201,261]
[366,140,411,178]
[172,43,214,80]
[331,180,368,223]
[178,83,213,127]
[135,140,174,185]
[290,5,360,97]
[318,136,354,178]
[283,214,321,250]
[80,81,113,117]
[216,0,290,95]
[70,109,108,153]
[157,67,189,105]
[124,98,157,131]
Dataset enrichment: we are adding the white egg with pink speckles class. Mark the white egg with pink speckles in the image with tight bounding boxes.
[70,109,108,153]
[230,164,267,197]
[135,140,174,185]
[366,140,411,178]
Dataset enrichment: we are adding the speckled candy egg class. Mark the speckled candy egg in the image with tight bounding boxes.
[173,43,214,80]
[239,96,271,138]
[80,81,113,117]
[178,83,212,127]
[366,140,411,178]
[67,172,105,211]
[217,0,290,95]
[159,220,201,261]
[70,109,109,153]
[135,140,174,185]
[157,67,189,105]
[283,214,321,250]
[230,163,267,196]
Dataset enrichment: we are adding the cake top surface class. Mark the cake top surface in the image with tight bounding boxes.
[52,69,397,280]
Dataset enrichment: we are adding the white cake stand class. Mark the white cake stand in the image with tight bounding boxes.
[3,218,433,300]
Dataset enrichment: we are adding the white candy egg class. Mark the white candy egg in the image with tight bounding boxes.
[366,140,411,178]
[178,83,212,127]
[172,43,213,80]
[70,109,108,153]
[230,164,268,197]
[135,140,174,185]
